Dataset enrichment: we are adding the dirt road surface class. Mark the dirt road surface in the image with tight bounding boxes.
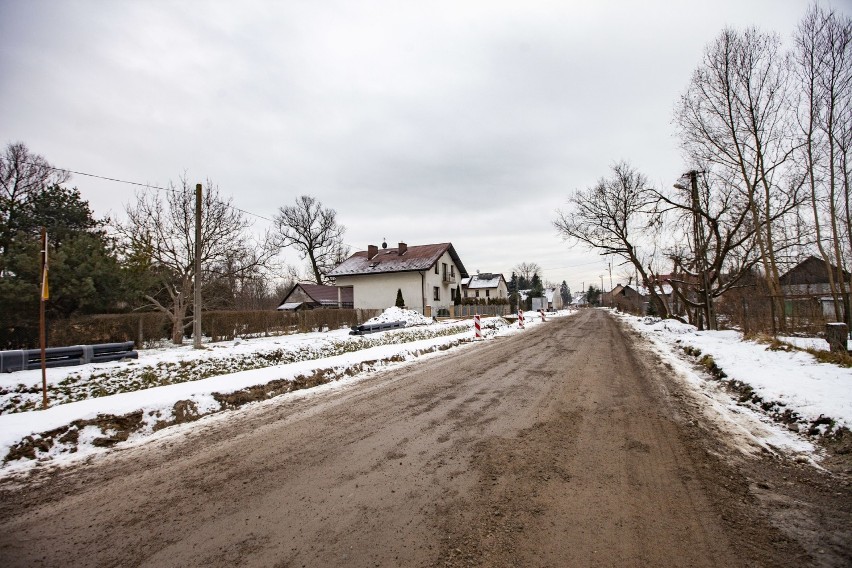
[1,309,850,567]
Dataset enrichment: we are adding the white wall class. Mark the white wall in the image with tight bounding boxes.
[334,272,424,311]
[421,251,461,312]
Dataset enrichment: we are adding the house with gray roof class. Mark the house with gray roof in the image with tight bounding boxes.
[328,241,469,315]
[461,272,508,303]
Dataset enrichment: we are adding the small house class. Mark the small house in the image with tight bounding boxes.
[277,283,354,311]
[460,272,508,302]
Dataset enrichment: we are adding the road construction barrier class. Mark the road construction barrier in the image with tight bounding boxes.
[349,320,405,335]
[540,309,546,322]
[0,341,138,373]
[474,314,481,339]
[518,309,525,329]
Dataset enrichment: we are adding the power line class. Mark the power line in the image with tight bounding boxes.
[541,260,605,270]
[0,156,273,222]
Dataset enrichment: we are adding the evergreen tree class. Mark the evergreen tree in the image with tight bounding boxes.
[560,281,571,306]
[0,184,126,347]
[586,284,601,306]
[508,271,519,311]
[395,288,405,308]
[454,285,461,305]
[529,272,544,298]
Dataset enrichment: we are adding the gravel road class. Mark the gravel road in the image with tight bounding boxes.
[1,309,849,567]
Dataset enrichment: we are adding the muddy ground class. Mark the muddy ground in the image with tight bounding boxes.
[0,309,849,567]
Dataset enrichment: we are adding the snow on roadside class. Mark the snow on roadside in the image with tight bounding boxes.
[0,331,469,476]
[0,309,576,476]
[618,311,851,460]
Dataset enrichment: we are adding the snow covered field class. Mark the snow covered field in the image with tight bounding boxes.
[1,307,849,476]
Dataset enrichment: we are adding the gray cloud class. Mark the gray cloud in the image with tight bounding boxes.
[1,0,841,291]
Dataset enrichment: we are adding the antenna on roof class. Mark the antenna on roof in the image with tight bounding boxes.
[381,238,387,249]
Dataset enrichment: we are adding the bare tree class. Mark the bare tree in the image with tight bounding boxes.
[514,262,540,283]
[554,161,671,317]
[0,143,69,262]
[676,27,800,331]
[118,178,271,344]
[794,5,852,325]
[273,195,348,285]
[653,170,761,329]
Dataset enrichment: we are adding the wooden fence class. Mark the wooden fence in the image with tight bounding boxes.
[26,309,382,350]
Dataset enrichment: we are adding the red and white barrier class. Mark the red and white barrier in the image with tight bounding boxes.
[540,309,546,322]
[474,314,482,339]
[518,309,525,329]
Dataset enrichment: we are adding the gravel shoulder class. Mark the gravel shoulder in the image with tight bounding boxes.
[0,309,849,567]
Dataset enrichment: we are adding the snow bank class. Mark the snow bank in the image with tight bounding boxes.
[365,306,432,327]
[622,314,852,430]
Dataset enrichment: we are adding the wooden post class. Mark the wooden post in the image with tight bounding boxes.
[826,323,848,353]
[193,183,202,349]
[40,228,49,409]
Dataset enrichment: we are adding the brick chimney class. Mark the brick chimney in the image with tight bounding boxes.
[398,242,407,255]
[367,244,378,260]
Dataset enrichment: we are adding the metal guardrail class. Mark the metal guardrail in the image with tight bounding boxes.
[0,341,138,373]
[349,321,405,335]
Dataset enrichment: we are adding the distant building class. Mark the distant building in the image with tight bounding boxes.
[461,272,508,302]
[779,256,851,319]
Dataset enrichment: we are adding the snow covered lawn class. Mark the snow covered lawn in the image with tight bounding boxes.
[0,309,567,476]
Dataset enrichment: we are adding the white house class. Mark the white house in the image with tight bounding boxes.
[544,287,563,310]
[328,242,468,315]
[460,272,508,302]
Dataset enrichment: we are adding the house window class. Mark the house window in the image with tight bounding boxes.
[433,287,440,301]
[450,288,455,301]
[435,264,439,275]
[475,290,479,298]
[451,265,455,278]
[486,290,490,297]
[442,263,448,280]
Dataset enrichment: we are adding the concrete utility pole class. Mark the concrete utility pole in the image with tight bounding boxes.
[193,183,202,349]
[689,171,714,331]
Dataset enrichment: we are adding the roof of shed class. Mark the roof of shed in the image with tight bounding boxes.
[277,283,353,309]
[328,243,468,278]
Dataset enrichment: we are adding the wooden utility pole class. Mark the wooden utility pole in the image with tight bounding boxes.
[193,183,202,349]
[39,228,49,409]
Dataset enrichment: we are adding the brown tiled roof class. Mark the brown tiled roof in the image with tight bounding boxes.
[329,243,469,277]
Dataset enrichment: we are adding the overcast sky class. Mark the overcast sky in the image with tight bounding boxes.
[2,0,848,294]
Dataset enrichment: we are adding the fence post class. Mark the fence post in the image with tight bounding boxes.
[770,296,777,337]
[826,323,849,353]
